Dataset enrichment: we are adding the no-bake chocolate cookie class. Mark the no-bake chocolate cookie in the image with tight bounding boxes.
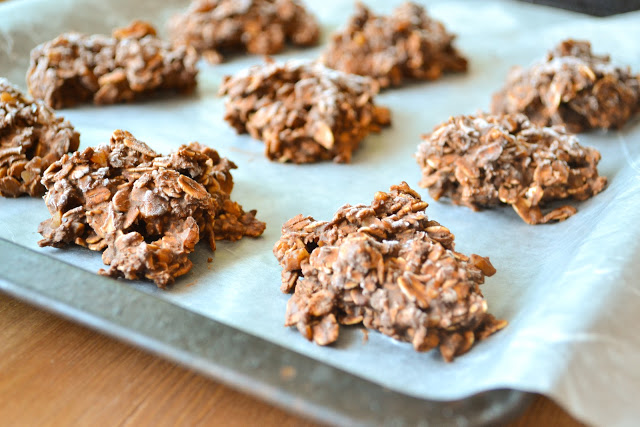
[27,21,198,109]
[321,2,467,89]
[38,130,265,287]
[219,60,391,163]
[169,0,319,64]
[274,182,505,362]
[0,79,79,197]
[416,114,607,224]
[491,39,640,132]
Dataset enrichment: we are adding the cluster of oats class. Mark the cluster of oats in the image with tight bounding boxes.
[0,79,79,197]
[416,114,607,224]
[169,0,319,64]
[274,182,506,361]
[27,21,198,108]
[491,39,640,132]
[38,130,265,287]
[219,60,391,163]
[321,2,468,88]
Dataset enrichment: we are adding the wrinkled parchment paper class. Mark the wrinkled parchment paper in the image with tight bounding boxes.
[2,1,640,425]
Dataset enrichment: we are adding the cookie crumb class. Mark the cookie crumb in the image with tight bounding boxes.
[280,365,297,380]
[361,328,369,345]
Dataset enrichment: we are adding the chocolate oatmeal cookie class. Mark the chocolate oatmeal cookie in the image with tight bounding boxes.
[38,130,265,287]
[321,2,467,89]
[27,21,198,109]
[219,60,391,163]
[491,39,640,132]
[416,114,607,224]
[274,182,506,362]
[0,79,79,197]
[169,0,319,64]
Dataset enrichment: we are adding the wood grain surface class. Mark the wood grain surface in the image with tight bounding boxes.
[0,293,584,427]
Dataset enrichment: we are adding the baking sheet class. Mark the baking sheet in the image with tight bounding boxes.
[1,1,640,426]
[0,240,533,427]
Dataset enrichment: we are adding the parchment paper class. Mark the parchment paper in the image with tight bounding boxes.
[2,1,640,425]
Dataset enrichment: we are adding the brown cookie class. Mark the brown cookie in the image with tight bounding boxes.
[38,130,265,287]
[169,0,319,64]
[219,60,391,163]
[416,113,607,224]
[321,2,467,89]
[27,21,198,109]
[274,182,505,362]
[491,39,640,132]
[0,78,79,197]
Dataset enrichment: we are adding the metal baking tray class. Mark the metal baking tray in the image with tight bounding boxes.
[0,239,532,426]
[0,0,545,424]
[518,0,640,16]
[3,0,640,424]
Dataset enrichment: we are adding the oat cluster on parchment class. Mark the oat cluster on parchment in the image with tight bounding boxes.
[37,130,265,287]
[321,2,468,89]
[169,0,319,64]
[416,113,607,224]
[220,60,391,163]
[274,182,506,361]
[0,79,79,198]
[491,39,640,132]
[27,21,198,109]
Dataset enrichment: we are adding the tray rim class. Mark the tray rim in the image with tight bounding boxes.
[0,237,533,426]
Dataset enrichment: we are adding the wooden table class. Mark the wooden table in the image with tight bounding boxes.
[0,293,584,426]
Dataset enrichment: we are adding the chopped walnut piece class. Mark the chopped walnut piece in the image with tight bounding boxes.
[169,0,319,64]
[416,114,607,224]
[321,2,467,89]
[491,39,640,132]
[274,182,505,362]
[219,60,391,163]
[38,130,265,287]
[27,21,198,109]
[0,78,79,197]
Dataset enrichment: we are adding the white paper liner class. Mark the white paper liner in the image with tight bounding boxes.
[1,1,639,425]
